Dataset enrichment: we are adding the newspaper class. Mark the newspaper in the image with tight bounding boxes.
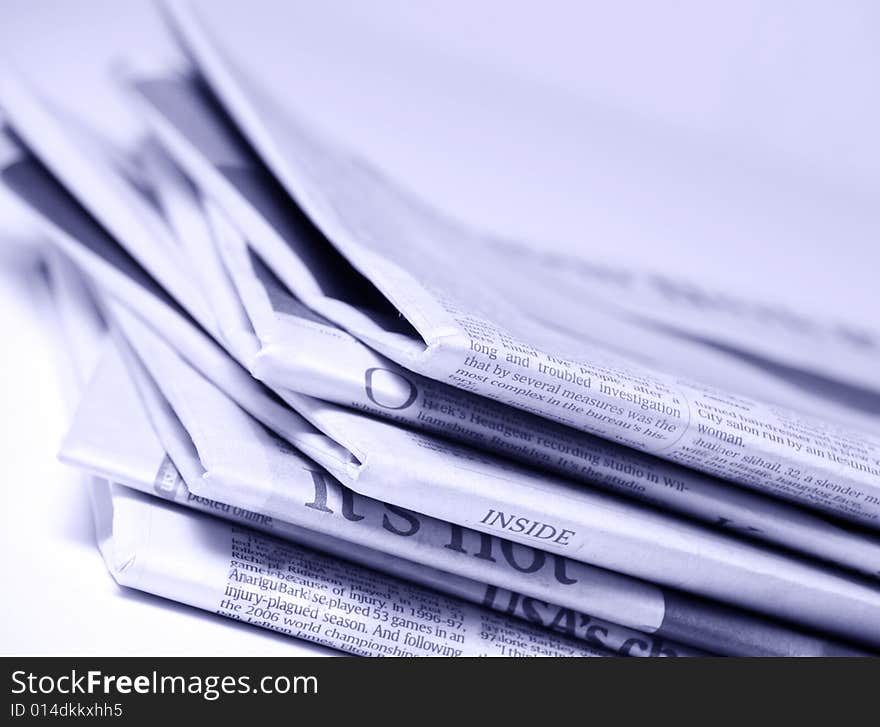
[103,298,875,651]
[65,332,868,657]
[161,1,880,529]
[66,342,706,657]
[3,134,879,654]
[4,6,876,661]
[121,69,880,582]
[7,61,880,588]
[92,480,611,657]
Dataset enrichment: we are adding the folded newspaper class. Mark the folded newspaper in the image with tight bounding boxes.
[1,0,878,657]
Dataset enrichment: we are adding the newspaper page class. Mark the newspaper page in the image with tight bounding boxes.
[163,2,880,529]
[92,481,611,657]
[64,343,705,656]
[107,294,879,654]
[124,69,880,580]
[4,131,878,653]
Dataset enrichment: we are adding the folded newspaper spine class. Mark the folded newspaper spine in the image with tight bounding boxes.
[91,481,610,657]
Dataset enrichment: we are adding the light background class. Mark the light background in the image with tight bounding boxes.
[1,0,878,654]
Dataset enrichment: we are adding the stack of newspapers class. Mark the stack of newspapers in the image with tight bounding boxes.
[3,4,880,657]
